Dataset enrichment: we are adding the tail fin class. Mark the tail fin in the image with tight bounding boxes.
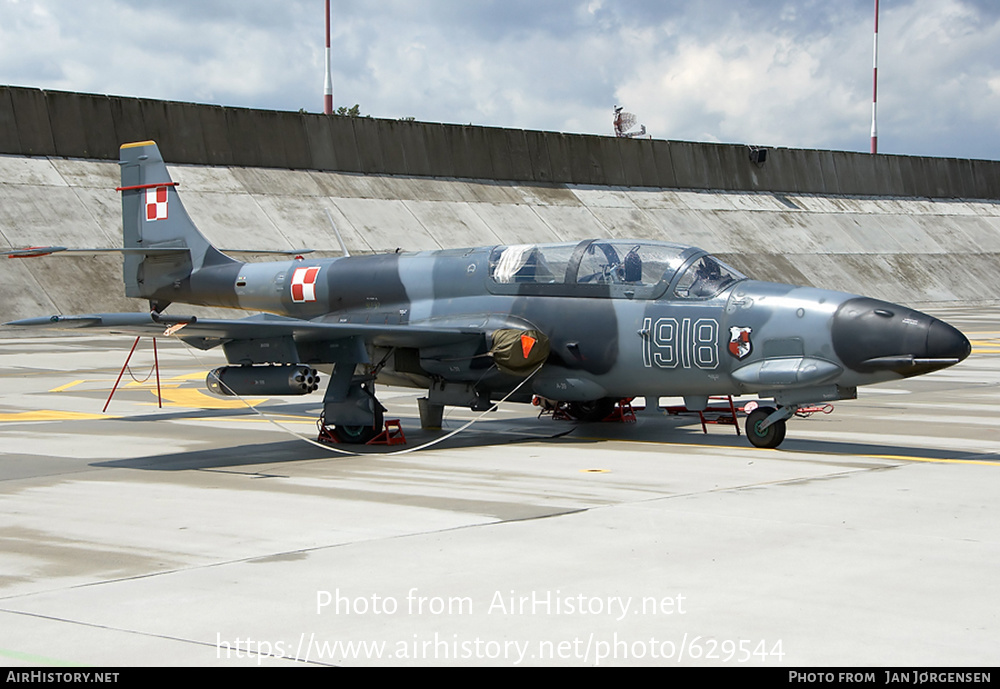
[118,141,236,307]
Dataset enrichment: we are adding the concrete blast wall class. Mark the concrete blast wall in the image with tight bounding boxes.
[1,86,999,323]
[3,86,1000,198]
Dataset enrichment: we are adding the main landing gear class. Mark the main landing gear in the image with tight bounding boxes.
[317,374,386,445]
[317,409,385,445]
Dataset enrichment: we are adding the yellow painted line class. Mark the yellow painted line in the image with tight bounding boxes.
[156,388,265,410]
[123,381,182,389]
[0,410,111,422]
[860,454,1000,466]
[0,647,78,667]
[48,379,86,393]
[177,415,316,425]
[45,377,193,393]
[571,434,1000,466]
[170,371,211,381]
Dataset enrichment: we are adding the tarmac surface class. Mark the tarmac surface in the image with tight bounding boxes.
[0,303,997,667]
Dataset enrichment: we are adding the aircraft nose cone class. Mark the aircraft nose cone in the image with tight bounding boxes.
[926,318,972,363]
[831,298,971,377]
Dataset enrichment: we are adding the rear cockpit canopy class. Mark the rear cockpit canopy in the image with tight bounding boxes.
[488,239,745,300]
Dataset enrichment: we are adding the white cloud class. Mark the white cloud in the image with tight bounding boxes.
[615,25,869,148]
[1,0,999,159]
[610,0,1000,157]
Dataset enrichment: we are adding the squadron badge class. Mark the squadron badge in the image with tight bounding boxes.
[728,326,753,360]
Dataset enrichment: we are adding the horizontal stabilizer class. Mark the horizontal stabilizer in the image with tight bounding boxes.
[6,246,189,259]
[6,247,312,259]
[217,249,315,256]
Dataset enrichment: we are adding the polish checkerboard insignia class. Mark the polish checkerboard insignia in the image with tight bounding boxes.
[145,187,168,221]
[291,267,320,303]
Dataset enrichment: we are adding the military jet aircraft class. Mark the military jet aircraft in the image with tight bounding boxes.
[5,141,971,448]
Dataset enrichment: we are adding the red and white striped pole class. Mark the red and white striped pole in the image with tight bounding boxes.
[870,0,879,154]
[324,0,333,114]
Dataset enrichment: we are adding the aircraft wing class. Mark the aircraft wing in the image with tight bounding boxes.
[4,312,485,350]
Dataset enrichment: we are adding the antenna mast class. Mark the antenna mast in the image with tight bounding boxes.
[871,0,879,154]
[324,0,333,114]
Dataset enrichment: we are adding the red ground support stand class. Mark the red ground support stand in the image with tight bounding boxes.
[533,397,573,420]
[316,420,341,445]
[663,395,742,436]
[602,398,638,423]
[367,419,407,446]
[316,418,407,446]
[103,336,162,412]
[534,397,642,423]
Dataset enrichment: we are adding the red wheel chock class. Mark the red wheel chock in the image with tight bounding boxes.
[316,422,341,445]
[366,419,407,446]
[602,398,638,423]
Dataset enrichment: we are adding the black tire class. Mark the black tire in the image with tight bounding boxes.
[566,398,617,422]
[336,406,384,445]
[746,407,787,449]
[335,424,380,444]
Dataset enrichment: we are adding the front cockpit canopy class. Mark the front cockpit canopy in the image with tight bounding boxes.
[672,255,744,299]
[489,239,745,300]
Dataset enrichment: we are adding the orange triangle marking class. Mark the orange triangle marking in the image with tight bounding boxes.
[521,334,536,358]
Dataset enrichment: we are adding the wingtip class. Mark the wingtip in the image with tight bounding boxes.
[5,246,67,258]
[5,315,104,329]
[5,315,61,326]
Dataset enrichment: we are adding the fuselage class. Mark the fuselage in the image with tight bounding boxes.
[178,239,971,408]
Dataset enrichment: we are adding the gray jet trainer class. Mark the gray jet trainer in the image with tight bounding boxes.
[7,141,972,448]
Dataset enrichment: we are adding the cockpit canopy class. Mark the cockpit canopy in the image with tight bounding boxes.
[671,254,744,299]
[488,239,745,300]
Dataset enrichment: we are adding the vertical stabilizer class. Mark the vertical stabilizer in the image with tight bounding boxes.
[118,141,236,306]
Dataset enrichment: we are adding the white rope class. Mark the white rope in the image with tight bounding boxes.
[187,346,544,457]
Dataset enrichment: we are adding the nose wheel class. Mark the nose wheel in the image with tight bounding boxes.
[745,406,787,449]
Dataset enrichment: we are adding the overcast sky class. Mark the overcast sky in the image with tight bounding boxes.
[3,0,1000,160]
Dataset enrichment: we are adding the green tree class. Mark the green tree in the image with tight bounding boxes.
[334,104,364,117]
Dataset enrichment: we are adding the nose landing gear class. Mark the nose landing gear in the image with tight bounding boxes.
[745,405,787,449]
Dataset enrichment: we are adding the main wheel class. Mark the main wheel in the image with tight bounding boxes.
[335,424,380,444]
[333,406,384,445]
[566,398,617,422]
[746,407,787,449]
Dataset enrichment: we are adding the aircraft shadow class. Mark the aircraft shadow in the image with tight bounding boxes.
[90,413,996,472]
